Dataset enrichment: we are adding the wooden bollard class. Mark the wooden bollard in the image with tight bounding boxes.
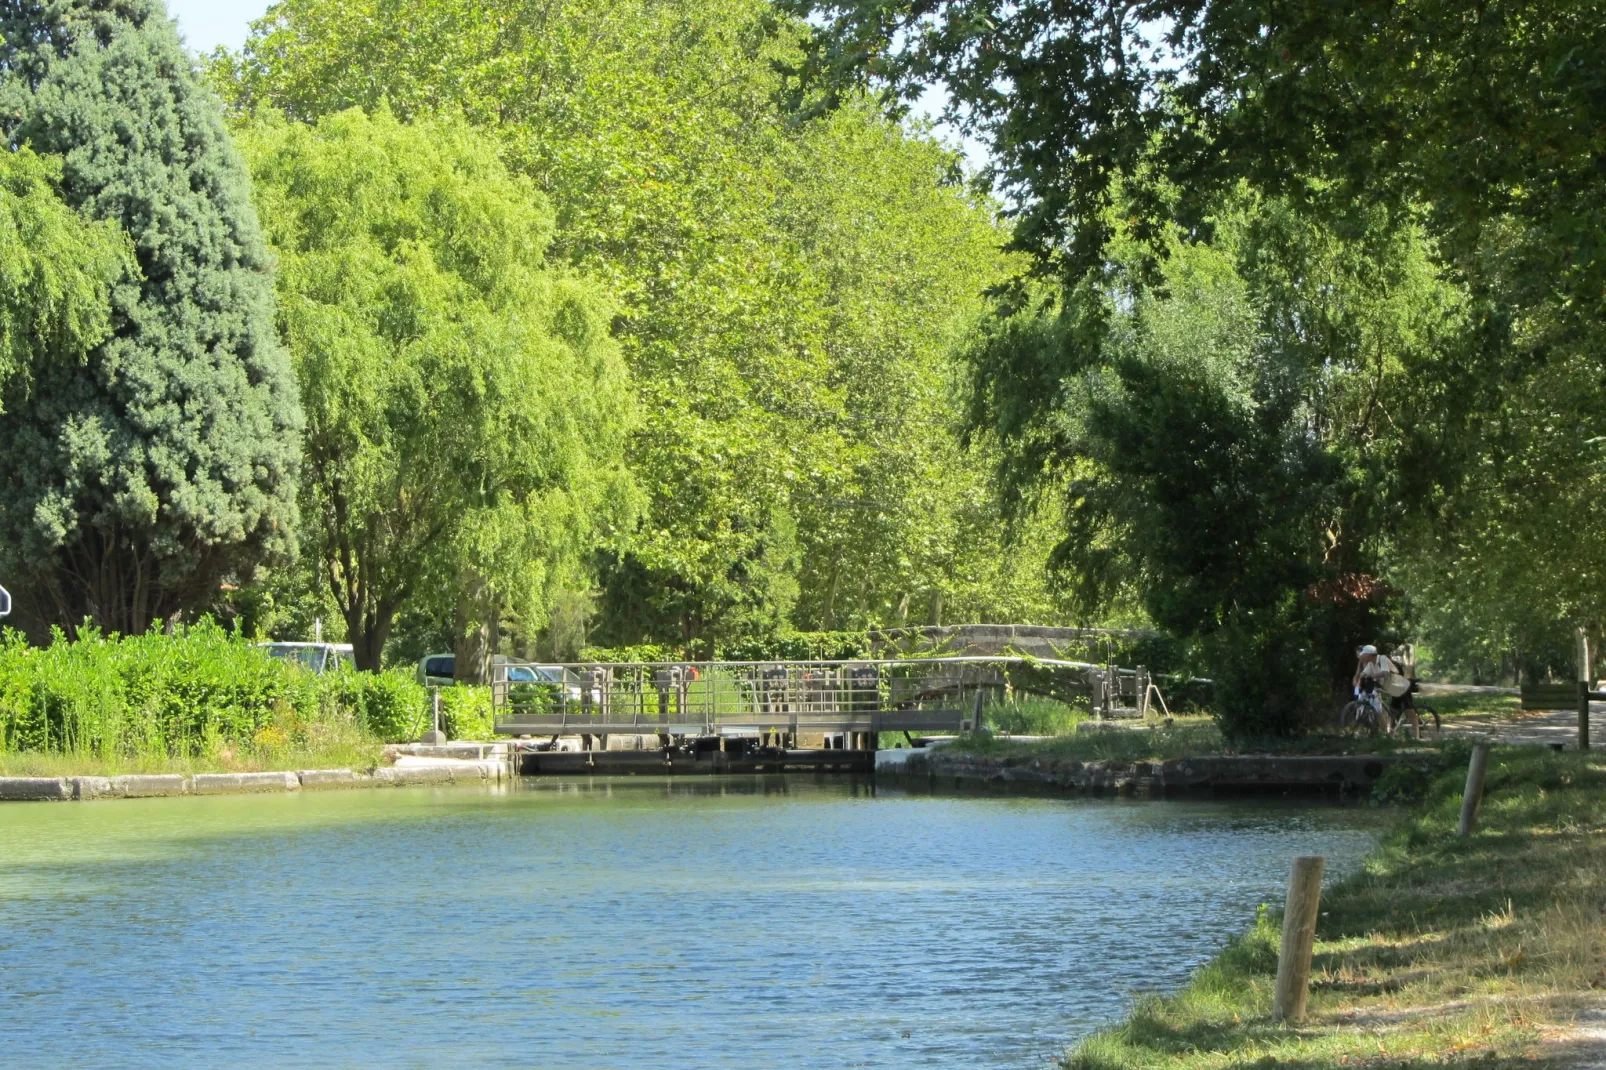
[1458,742,1492,837]
[1272,855,1325,1023]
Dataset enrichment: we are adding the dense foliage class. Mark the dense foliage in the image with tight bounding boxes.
[0,624,432,762]
[969,194,1469,732]
[793,0,1606,309]
[236,108,635,672]
[0,0,301,637]
[0,149,129,408]
[214,0,1068,658]
[795,0,1606,710]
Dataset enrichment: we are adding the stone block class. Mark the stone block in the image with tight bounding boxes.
[372,765,454,786]
[110,774,189,798]
[192,771,300,795]
[456,758,506,781]
[71,776,116,800]
[297,768,358,789]
[0,777,71,801]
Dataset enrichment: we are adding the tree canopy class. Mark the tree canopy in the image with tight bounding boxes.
[0,0,300,637]
[793,0,1606,310]
[795,0,1606,704]
[217,0,1064,656]
[237,107,636,670]
[0,148,129,407]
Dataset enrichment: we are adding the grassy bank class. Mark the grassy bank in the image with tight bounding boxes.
[947,718,1225,762]
[947,686,1529,766]
[0,733,385,778]
[1065,745,1606,1068]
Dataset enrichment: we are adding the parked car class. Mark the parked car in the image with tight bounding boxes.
[418,653,457,687]
[259,642,354,675]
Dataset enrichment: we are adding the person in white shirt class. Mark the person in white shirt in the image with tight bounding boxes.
[1351,644,1397,724]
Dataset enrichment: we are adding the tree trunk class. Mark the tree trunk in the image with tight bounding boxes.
[929,589,943,627]
[454,570,498,686]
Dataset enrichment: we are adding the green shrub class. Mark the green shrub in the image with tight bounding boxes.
[716,631,872,662]
[577,643,677,663]
[320,669,428,742]
[437,685,494,739]
[0,623,438,760]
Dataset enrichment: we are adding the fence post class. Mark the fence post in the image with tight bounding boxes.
[1578,629,1591,751]
[1458,742,1491,836]
[1272,855,1325,1023]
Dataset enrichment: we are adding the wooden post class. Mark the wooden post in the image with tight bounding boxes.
[1458,743,1492,837]
[1578,629,1592,751]
[1272,855,1325,1023]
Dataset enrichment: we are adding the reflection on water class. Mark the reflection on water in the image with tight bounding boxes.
[0,776,1386,1068]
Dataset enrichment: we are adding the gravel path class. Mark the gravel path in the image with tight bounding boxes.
[1418,682,1604,748]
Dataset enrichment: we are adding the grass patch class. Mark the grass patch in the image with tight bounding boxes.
[0,729,384,778]
[946,718,1224,762]
[1063,746,1606,1068]
[984,694,1091,735]
[1421,689,1522,721]
[941,719,1465,764]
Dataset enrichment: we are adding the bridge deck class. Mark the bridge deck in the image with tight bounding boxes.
[491,658,989,738]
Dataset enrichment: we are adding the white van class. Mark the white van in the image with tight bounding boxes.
[259,642,354,675]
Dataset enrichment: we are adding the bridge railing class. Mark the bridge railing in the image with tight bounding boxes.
[491,659,1005,733]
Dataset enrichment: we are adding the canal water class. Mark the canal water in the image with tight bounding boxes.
[0,777,1386,1067]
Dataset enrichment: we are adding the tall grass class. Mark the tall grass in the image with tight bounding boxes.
[983,693,1089,735]
[0,623,441,769]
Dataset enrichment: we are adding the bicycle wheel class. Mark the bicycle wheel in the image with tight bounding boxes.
[1417,703,1441,735]
[1339,700,1367,734]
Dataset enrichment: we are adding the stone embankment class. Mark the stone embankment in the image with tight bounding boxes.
[878,747,1423,796]
[0,754,508,803]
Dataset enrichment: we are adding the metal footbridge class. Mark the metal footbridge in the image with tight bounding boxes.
[492,659,1008,743]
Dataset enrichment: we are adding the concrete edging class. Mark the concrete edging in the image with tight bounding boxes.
[0,759,508,803]
[877,749,1426,796]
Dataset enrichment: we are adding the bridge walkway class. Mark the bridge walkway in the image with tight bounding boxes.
[491,659,998,740]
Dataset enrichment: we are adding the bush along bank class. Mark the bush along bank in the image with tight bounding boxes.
[1064,745,1606,1068]
[0,625,492,775]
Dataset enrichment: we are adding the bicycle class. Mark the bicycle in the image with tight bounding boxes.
[1386,685,1440,737]
[1340,689,1387,735]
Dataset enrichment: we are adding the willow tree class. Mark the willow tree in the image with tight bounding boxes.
[216,0,1052,650]
[239,108,635,672]
[0,149,129,408]
[0,0,300,636]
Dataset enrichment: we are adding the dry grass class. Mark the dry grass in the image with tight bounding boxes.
[1064,747,1606,1068]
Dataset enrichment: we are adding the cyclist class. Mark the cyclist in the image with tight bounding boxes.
[1350,645,1397,731]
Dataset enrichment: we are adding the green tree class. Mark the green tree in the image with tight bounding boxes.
[970,193,1468,735]
[238,108,635,672]
[216,0,1051,649]
[0,148,129,407]
[0,0,300,636]
[795,0,1606,317]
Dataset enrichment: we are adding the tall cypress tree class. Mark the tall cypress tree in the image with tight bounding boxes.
[0,0,300,635]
